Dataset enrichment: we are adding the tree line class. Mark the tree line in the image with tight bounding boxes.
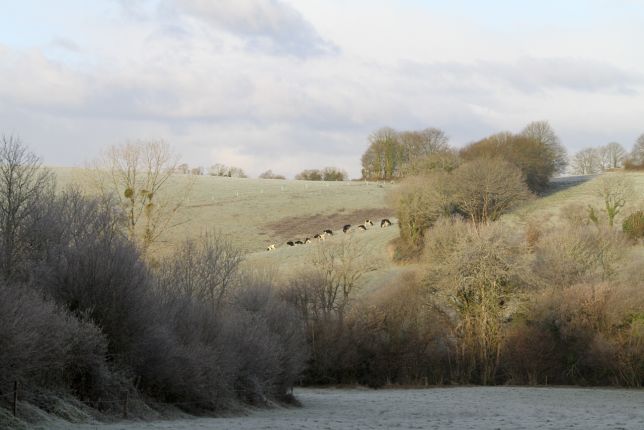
[0,135,307,425]
[571,134,644,174]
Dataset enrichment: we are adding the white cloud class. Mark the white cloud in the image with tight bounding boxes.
[171,0,337,57]
[2,2,644,178]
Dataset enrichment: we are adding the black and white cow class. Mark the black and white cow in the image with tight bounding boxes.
[343,224,351,233]
[314,233,326,241]
[294,240,304,245]
[364,219,374,227]
[357,225,367,231]
[266,244,276,251]
[380,218,392,228]
[304,238,312,244]
[324,229,333,236]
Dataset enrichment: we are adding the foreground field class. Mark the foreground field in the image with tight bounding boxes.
[57,387,644,430]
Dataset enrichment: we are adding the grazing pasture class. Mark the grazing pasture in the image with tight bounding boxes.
[52,167,395,255]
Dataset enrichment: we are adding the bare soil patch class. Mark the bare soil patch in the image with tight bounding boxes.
[264,207,394,240]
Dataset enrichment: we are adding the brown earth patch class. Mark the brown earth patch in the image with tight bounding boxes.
[264,207,395,241]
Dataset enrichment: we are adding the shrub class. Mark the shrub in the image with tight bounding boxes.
[622,210,644,240]
[623,159,644,171]
[258,170,286,180]
[460,132,558,193]
[295,169,323,181]
[393,173,454,252]
[0,282,118,404]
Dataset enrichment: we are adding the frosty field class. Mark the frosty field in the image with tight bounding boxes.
[57,387,644,430]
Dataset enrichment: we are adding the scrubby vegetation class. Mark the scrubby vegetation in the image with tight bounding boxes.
[2,122,644,428]
[288,213,643,388]
[0,136,306,427]
[285,123,643,389]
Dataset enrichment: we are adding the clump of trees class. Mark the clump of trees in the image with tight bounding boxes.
[0,136,306,425]
[360,121,566,192]
[394,157,532,255]
[209,163,248,178]
[295,167,347,181]
[259,169,286,180]
[361,127,450,180]
[460,122,565,193]
[572,134,644,174]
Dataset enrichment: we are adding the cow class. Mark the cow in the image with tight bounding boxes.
[294,240,304,245]
[304,238,312,244]
[287,241,295,246]
[314,233,326,241]
[357,224,367,231]
[381,218,392,228]
[364,219,374,227]
[343,224,351,233]
[324,229,333,236]
[266,244,276,251]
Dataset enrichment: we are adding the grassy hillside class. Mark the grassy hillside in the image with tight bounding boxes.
[52,167,396,253]
[52,167,644,293]
[505,172,644,228]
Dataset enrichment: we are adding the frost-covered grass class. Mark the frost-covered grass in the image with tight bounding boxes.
[51,167,395,255]
[505,172,644,229]
[57,387,644,430]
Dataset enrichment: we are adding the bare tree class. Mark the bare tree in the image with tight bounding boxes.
[630,134,644,164]
[571,148,601,175]
[310,238,379,325]
[91,139,191,254]
[361,127,403,180]
[594,174,634,227]
[604,142,626,169]
[0,135,55,279]
[156,232,243,311]
[426,222,525,384]
[453,158,532,227]
[521,120,568,174]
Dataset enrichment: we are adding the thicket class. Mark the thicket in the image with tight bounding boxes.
[288,215,643,387]
[295,167,348,181]
[0,137,306,425]
[460,132,558,193]
[393,157,532,256]
[623,210,644,240]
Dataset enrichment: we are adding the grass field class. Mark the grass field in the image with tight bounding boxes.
[52,167,644,291]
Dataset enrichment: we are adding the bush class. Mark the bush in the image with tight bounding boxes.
[623,211,644,240]
[624,160,644,170]
[460,132,557,193]
[258,170,286,180]
[394,173,454,252]
[0,282,119,405]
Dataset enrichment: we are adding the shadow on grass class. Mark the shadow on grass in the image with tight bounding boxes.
[542,175,597,197]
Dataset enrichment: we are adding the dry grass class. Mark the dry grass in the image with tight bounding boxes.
[504,172,644,229]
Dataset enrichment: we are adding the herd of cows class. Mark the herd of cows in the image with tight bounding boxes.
[266,218,393,251]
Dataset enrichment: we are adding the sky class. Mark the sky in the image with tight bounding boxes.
[1,0,644,178]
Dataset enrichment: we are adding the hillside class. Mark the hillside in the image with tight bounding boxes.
[52,168,644,292]
[52,167,396,253]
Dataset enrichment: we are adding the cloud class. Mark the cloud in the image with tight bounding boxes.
[400,57,644,95]
[172,0,337,57]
